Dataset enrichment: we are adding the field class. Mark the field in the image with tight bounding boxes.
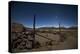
[11,28,78,52]
[32,29,78,50]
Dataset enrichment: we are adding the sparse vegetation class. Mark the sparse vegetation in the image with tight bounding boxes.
[11,23,78,52]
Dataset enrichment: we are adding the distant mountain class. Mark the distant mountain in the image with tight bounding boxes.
[37,26,66,30]
[68,26,78,29]
[37,25,78,30]
[38,27,56,29]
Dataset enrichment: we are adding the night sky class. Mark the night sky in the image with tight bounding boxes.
[10,1,78,28]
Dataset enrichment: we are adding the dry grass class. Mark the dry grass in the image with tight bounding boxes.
[11,29,78,52]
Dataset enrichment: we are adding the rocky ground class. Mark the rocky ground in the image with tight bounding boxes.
[11,30,78,53]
